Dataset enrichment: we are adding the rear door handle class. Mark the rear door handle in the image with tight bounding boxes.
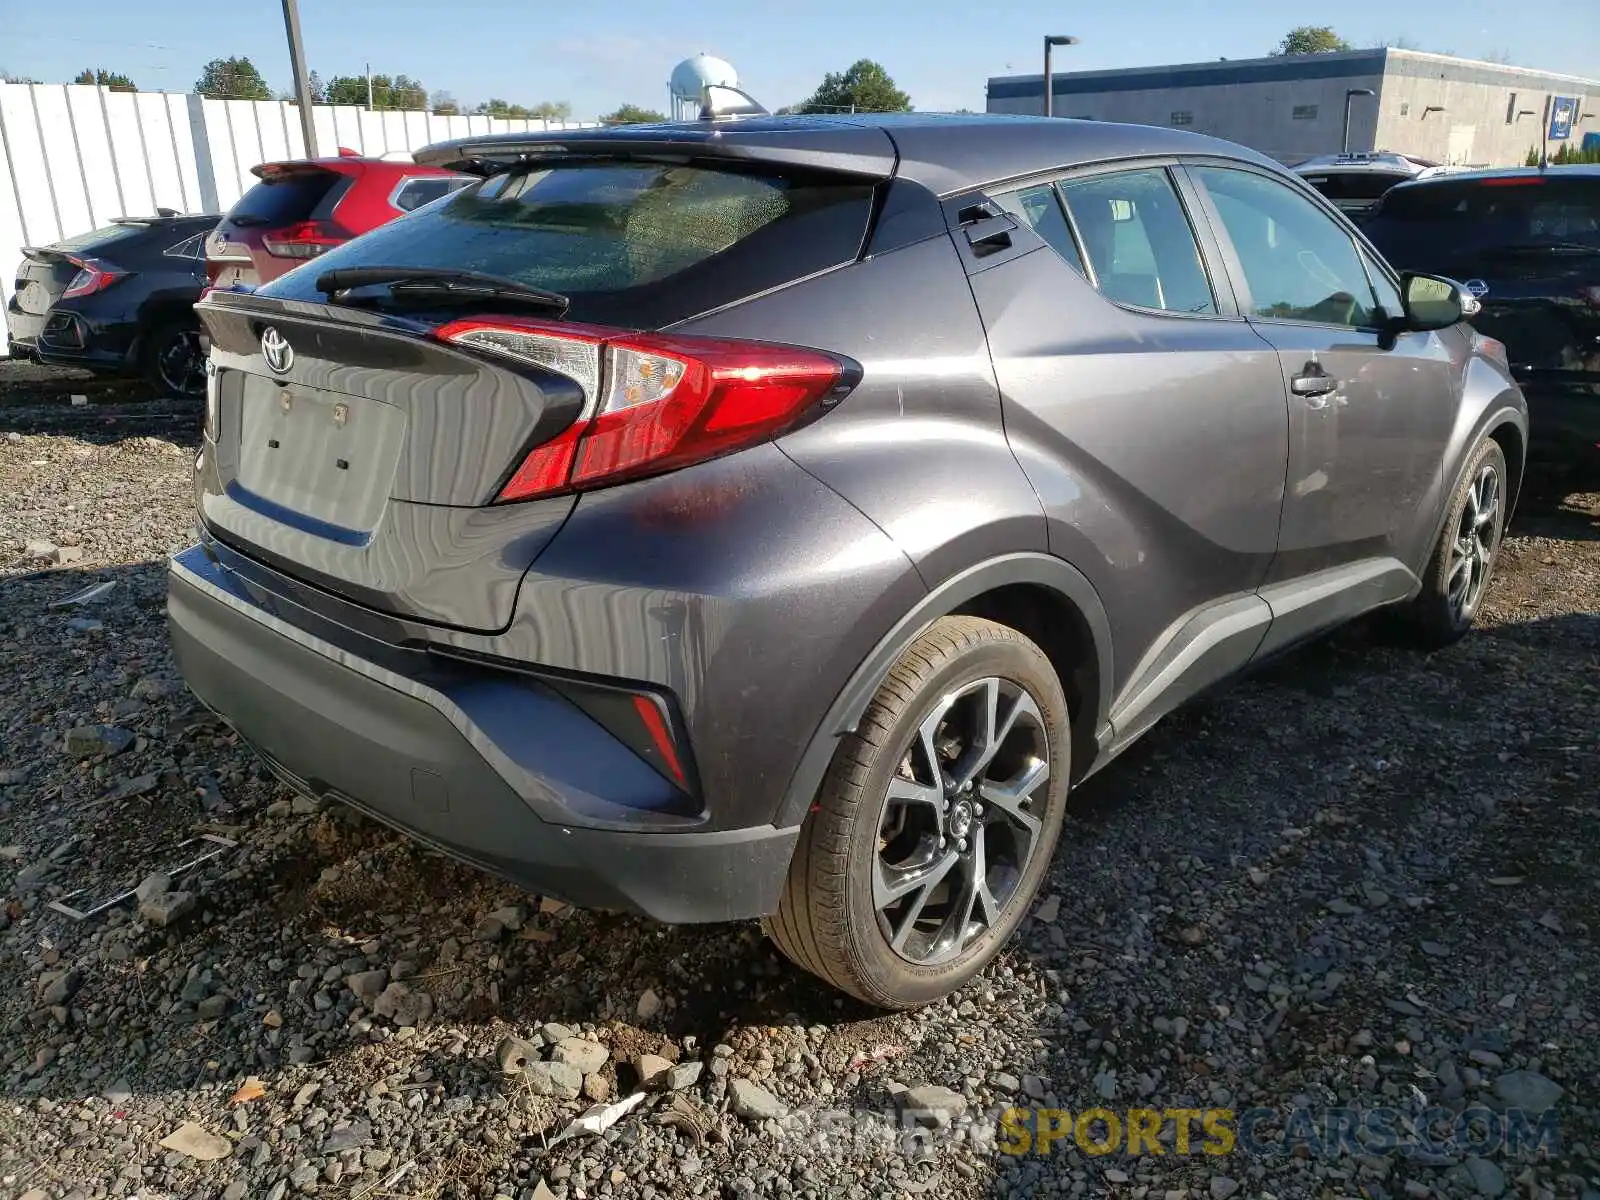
[964,214,1016,258]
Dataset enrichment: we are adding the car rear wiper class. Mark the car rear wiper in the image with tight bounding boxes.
[315,266,570,315]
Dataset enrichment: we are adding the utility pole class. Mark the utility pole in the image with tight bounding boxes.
[366,62,374,111]
[281,0,317,157]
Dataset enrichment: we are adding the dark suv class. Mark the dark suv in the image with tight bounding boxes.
[1364,166,1599,456]
[169,114,1526,1008]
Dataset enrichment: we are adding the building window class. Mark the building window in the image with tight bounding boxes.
[1170,110,1193,126]
[1506,92,1517,123]
[1292,104,1319,120]
[1399,102,1410,116]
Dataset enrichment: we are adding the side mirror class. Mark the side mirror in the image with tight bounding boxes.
[1401,272,1478,331]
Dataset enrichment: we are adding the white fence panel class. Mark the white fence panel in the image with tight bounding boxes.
[66,86,122,227]
[1,82,599,356]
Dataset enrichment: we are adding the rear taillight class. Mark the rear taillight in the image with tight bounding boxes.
[436,317,858,502]
[61,256,126,299]
[261,220,343,259]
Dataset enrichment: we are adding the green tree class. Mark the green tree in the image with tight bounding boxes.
[324,73,427,110]
[1272,27,1353,56]
[430,89,460,115]
[194,56,272,100]
[532,100,572,120]
[602,103,666,125]
[797,59,911,114]
[73,67,137,92]
[1,69,40,84]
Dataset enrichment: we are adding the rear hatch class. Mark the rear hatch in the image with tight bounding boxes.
[197,137,887,632]
[206,164,350,289]
[8,222,149,341]
[1365,173,1600,377]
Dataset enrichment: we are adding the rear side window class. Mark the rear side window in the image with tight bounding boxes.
[260,161,876,327]
[391,176,471,212]
[1057,168,1216,314]
[229,171,341,225]
[993,183,1087,276]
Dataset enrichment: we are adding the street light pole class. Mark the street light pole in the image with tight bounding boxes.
[281,0,318,157]
[1043,35,1080,118]
[1343,88,1375,154]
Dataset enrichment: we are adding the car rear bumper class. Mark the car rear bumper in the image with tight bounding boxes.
[166,543,798,922]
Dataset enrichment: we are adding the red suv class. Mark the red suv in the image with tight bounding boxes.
[205,153,467,289]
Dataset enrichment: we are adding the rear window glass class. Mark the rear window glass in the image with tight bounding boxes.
[1369,176,1600,248]
[259,160,876,327]
[47,223,147,255]
[1300,172,1412,201]
[229,172,340,225]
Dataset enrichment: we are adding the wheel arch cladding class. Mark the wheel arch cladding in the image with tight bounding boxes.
[773,552,1113,829]
[1486,417,1525,513]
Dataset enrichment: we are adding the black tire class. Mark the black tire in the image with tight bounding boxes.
[142,318,206,399]
[766,616,1070,1008]
[1401,437,1508,649]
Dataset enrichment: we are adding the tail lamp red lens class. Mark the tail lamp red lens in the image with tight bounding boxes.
[262,220,343,259]
[435,317,855,502]
[61,255,126,299]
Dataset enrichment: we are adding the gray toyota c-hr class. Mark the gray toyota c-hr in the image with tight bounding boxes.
[170,111,1527,1008]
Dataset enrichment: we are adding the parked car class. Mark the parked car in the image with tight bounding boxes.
[204,153,469,289]
[1364,165,1600,456]
[170,113,1526,1008]
[1292,151,1434,218]
[6,213,217,396]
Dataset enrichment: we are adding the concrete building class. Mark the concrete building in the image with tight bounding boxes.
[986,49,1597,167]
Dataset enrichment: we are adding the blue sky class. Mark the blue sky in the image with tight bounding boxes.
[5,0,1597,117]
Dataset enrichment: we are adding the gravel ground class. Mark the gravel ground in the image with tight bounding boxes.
[1,364,1596,1200]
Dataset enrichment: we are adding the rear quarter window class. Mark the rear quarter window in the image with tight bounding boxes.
[391,176,472,212]
[260,160,876,327]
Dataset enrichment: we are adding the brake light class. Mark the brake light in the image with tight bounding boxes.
[436,318,857,502]
[61,255,126,299]
[261,220,343,259]
[1479,177,1546,187]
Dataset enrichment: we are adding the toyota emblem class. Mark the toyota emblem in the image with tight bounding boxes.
[261,326,293,374]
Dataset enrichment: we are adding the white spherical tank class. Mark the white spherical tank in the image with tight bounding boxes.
[670,54,738,103]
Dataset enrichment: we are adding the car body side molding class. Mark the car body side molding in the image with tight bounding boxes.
[772,552,1114,829]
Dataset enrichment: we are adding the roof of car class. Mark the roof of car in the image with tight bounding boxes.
[414,112,1282,197]
[1388,163,1600,188]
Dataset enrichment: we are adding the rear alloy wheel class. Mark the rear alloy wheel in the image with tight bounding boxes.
[145,320,207,398]
[1403,437,1508,648]
[767,616,1070,1008]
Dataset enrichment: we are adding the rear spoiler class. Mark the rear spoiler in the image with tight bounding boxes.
[411,124,899,181]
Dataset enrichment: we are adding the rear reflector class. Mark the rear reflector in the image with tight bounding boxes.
[632,695,686,787]
[61,255,126,299]
[435,317,857,502]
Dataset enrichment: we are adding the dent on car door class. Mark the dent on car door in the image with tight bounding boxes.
[1184,163,1457,651]
[968,165,1289,746]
